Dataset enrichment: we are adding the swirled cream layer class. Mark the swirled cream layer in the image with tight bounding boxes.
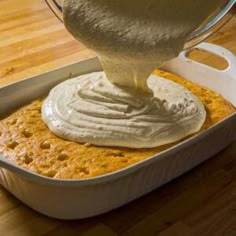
[42,72,206,148]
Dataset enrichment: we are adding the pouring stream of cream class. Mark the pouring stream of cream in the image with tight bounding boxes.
[63,0,223,94]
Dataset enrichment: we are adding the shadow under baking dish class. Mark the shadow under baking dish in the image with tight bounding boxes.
[0,42,236,219]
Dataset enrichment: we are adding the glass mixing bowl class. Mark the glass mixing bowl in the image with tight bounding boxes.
[46,0,235,49]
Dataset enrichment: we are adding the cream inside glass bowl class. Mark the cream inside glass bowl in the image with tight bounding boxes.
[45,0,236,50]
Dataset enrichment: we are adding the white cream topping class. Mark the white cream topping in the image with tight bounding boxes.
[42,72,206,148]
[42,0,223,148]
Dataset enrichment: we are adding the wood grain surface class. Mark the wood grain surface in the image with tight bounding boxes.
[0,1,236,235]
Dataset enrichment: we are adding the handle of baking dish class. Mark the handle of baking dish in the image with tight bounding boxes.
[161,42,236,107]
[180,42,236,76]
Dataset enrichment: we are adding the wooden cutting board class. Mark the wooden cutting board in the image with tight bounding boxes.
[0,1,236,235]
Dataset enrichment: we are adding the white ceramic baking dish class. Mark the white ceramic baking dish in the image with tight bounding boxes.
[0,43,236,219]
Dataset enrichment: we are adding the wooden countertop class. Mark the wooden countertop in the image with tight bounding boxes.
[0,1,236,235]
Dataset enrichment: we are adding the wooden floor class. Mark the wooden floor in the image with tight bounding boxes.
[0,1,236,235]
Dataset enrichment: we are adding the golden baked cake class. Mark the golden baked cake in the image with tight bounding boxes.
[0,70,235,179]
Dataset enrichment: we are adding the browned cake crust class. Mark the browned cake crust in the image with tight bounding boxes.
[0,70,235,179]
